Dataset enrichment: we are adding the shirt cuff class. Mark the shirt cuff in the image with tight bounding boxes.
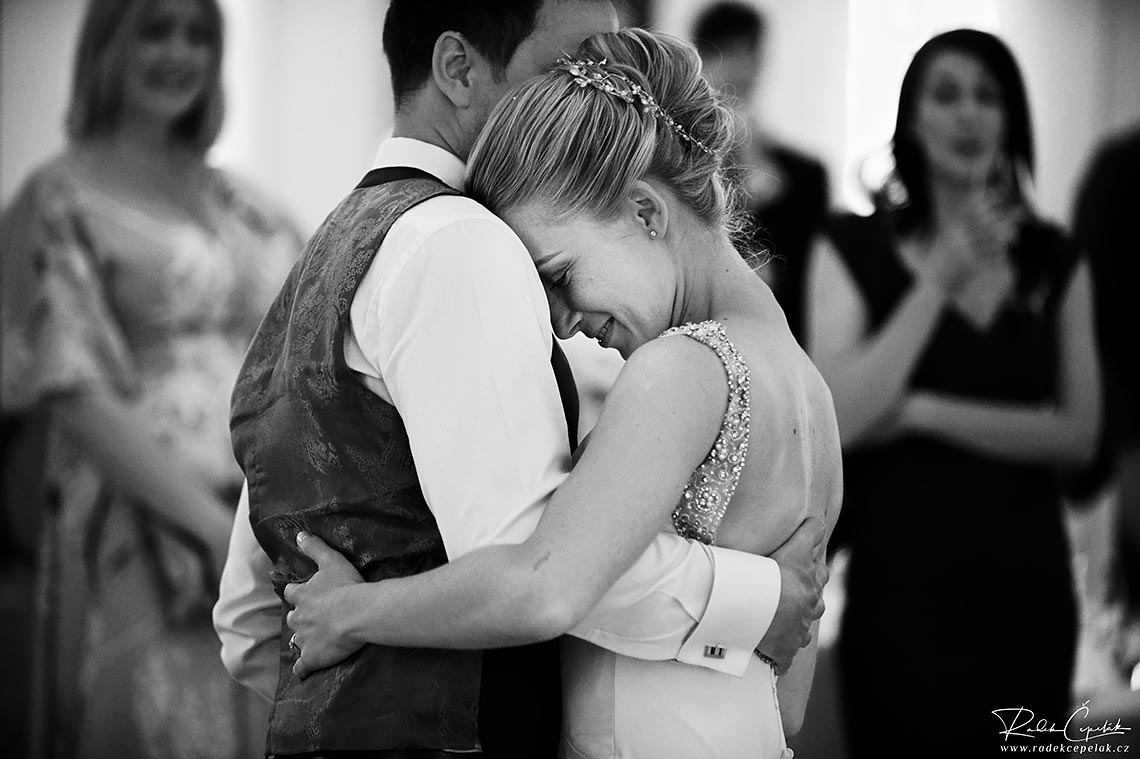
[675,548,780,677]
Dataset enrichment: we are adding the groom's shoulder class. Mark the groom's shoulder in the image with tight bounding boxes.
[393,192,519,245]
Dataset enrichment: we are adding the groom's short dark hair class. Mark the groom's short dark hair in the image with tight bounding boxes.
[383,0,546,108]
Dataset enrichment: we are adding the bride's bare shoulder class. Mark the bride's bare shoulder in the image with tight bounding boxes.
[597,329,733,441]
[615,326,730,395]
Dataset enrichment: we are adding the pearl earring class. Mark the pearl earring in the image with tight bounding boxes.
[649,229,658,239]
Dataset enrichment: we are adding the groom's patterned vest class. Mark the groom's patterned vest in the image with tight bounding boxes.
[231,168,574,756]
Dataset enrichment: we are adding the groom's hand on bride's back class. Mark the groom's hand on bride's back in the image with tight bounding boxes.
[757,517,828,675]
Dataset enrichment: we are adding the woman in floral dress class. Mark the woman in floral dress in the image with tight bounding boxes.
[0,0,300,755]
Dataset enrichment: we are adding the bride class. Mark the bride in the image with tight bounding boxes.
[284,28,841,758]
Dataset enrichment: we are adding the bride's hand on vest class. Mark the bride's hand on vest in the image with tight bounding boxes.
[283,531,366,679]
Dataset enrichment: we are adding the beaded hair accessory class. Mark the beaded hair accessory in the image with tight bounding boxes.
[556,56,715,157]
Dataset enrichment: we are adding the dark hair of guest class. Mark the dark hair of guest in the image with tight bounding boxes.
[691,1,766,56]
[890,28,1034,234]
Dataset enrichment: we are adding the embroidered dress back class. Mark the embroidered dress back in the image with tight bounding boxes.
[666,320,751,546]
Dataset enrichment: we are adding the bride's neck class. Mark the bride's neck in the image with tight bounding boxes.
[673,223,743,327]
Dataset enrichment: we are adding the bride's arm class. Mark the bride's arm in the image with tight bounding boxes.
[286,335,729,656]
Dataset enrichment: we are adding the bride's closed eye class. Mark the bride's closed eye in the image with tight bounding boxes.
[547,265,572,290]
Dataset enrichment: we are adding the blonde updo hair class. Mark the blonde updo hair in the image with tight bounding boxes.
[467,28,749,243]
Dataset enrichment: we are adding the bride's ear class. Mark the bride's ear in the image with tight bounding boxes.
[626,180,669,240]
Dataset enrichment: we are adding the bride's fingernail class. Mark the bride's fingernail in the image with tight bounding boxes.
[297,531,309,546]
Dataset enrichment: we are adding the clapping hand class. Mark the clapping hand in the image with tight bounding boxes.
[918,220,986,296]
[283,531,366,679]
[920,166,1023,297]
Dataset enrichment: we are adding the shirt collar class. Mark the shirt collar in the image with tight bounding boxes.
[372,137,466,191]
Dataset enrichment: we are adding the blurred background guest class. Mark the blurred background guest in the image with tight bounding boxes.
[1071,121,1140,689]
[692,0,829,345]
[0,0,300,756]
[805,28,1101,755]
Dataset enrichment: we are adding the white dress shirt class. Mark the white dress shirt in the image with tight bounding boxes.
[213,137,781,702]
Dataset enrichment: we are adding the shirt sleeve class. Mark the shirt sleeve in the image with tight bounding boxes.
[213,481,281,702]
[571,535,781,677]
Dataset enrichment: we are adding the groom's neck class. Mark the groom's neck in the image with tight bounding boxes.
[391,91,468,163]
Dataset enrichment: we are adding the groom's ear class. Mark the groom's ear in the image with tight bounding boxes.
[432,31,478,109]
[626,180,670,240]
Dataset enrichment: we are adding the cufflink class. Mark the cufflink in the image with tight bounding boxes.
[703,645,726,659]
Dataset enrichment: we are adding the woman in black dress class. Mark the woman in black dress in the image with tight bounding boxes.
[805,29,1100,755]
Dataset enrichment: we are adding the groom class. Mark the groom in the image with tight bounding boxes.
[215,2,827,756]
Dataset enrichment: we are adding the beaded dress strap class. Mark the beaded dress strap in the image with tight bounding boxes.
[660,320,751,545]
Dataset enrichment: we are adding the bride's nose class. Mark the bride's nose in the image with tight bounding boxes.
[550,297,582,340]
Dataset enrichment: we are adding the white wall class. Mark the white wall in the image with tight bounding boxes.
[213,0,392,234]
[996,0,1140,224]
[0,0,83,204]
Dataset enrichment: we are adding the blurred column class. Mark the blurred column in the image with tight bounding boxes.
[213,0,393,236]
[0,0,83,205]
